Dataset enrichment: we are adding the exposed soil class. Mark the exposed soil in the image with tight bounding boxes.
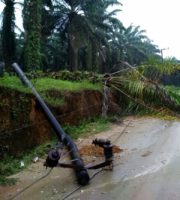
[79,144,123,157]
[0,87,121,157]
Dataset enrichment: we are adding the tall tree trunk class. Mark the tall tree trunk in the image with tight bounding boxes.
[68,32,77,72]
[86,43,92,71]
[23,0,42,71]
[2,0,16,72]
[91,43,97,72]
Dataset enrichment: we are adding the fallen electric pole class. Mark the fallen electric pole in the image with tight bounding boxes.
[12,63,90,185]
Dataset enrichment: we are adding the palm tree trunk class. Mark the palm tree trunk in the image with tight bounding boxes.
[68,32,77,72]
[2,0,16,73]
[91,43,97,72]
[23,0,42,71]
[86,43,92,71]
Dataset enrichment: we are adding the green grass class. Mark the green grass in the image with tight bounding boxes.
[0,176,17,186]
[165,85,180,104]
[0,140,54,186]
[0,75,102,93]
[0,75,102,106]
[41,95,65,106]
[33,78,102,91]
[0,75,31,93]
[64,117,111,139]
[0,116,111,186]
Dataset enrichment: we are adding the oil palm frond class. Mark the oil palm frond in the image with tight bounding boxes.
[109,63,180,114]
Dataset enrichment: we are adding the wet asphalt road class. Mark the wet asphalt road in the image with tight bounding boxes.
[69,118,180,200]
[1,117,180,200]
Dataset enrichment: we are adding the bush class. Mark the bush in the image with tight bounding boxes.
[59,70,72,80]
[73,71,82,81]
[25,70,101,83]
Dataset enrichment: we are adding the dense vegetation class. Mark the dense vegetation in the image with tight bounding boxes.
[0,0,179,113]
[0,0,179,114]
[0,0,163,73]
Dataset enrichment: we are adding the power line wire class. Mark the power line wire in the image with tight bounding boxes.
[0,99,103,140]
[6,118,131,200]
[8,168,53,200]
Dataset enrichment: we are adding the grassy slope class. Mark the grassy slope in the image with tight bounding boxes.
[0,75,102,106]
[0,75,102,92]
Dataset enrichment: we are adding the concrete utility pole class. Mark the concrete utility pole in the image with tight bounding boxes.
[160,48,169,63]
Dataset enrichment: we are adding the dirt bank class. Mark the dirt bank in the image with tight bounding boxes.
[0,87,120,156]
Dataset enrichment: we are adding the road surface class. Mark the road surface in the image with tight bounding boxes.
[1,117,180,200]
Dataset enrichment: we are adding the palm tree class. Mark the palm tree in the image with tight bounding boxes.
[109,24,160,70]
[23,0,42,71]
[50,0,121,71]
[0,30,2,60]
[85,1,123,73]
[42,32,68,71]
[1,0,16,72]
[123,27,159,65]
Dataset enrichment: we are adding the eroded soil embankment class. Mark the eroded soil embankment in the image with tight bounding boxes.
[0,87,120,156]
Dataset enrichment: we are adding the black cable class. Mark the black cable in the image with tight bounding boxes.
[61,185,82,200]
[60,117,132,200]
[111,120,132,145]
[5,119,129,200]
[8,168,53,200]
[61,169,103,200]
[2,79,130,200]
[59,119,131,199]
[6,125,89,200]
[0,99,102,140]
